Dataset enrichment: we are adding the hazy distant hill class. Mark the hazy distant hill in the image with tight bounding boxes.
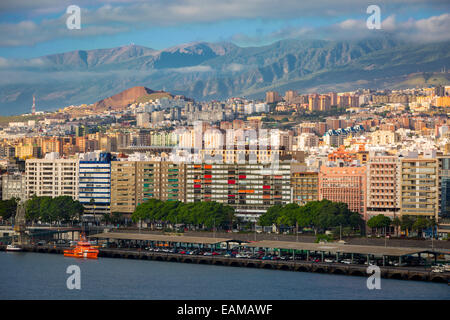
[0,38,449,115]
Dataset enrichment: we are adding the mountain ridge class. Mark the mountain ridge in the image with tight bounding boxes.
[0,38,449,115]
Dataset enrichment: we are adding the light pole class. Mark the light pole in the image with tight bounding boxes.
[431,225,434,251]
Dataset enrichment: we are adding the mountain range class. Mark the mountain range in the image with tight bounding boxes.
[0,37,449,115]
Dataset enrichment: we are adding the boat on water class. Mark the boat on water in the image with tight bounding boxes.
[63,233,99,259]
[6,244,22,251]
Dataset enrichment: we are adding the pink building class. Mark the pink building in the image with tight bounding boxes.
[319,166,367,220]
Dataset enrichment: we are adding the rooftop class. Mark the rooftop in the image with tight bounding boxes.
[90,232,231,245]
[243,240,428,257]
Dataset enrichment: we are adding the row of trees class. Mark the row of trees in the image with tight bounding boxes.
[131,199,236,230]
[25,196,84,224]
[367,214,436,237]
[0,196,84,225]
[258,200,364,234]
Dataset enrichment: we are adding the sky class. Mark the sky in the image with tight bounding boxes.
[0,0,449,59]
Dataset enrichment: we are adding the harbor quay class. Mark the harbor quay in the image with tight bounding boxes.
[2,232,448,284]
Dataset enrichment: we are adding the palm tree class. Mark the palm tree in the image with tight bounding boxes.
[392,217,401,237]
[89,198,96,225]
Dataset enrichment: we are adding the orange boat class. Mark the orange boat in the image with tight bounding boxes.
[64,233,99,259]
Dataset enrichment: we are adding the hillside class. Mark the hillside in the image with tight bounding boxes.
[0,38,449,115]
[93,86,167,111]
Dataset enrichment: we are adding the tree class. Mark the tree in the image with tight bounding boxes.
[412,217,429,237]
[367,214,391,235]
[392,217,401,237]
[38,196,54,223]
[258,205,282,227]
[25,196,83,225]
[262,200,364,235]
[400,215,414,236]
[131,199,235,231]
[0,197,19,221]
[90,198,96,223]
[25,196,41,223]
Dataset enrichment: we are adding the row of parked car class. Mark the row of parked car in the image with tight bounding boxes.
[124,246,432,267]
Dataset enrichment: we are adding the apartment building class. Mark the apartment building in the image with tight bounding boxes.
[110,161,137,215]
[366,155,401,219]
[319,166,367,220]
[186,162,291,222]
[78,153,111,218]
[110,160,186,215]
[400,157,439,219]
[199,147,287,164]
[25,156,79,200]
[136,161,186,205]
[291,171,319,205]
[2,172,26,201]
[370,130,400,145]
[437,155,450,235]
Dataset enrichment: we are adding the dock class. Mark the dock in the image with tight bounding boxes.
[2,232,448,284]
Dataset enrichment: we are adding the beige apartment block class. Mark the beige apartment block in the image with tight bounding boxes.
[367,155,401,219]
[25,158,79,200]
[291,171,319,205]
[111,160,186,215]
[400,158,439,219]
[110,161,137,215]
[370,130,400,145]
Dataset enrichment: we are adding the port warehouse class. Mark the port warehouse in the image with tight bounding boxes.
[89,232,446,266]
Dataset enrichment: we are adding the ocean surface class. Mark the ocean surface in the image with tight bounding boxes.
[0,251,448,300]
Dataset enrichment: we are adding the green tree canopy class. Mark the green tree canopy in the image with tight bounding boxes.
[367,214,392,229]
[24,196,84,224]
[131,199,236,230]
[0,197,19,220]
[259,200,364,233]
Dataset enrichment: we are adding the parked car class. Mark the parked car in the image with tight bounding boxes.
[340,259,352,265]
[393,262,407,267]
